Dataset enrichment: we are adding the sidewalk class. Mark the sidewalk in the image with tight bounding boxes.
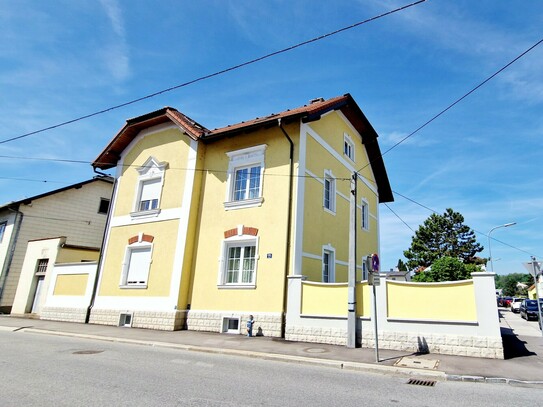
[1,309,542,386]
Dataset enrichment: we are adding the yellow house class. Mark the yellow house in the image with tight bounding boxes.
[89,94,393,335]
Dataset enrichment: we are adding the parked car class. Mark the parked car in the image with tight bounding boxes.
[519,299,540,320]
[510,298,523,313]
[498,296,513,307]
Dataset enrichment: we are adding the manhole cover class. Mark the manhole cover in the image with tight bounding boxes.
[304,347,328,354]
[72,350,104,355]
[394,356,439,370]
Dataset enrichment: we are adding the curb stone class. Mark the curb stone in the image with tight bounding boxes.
[446,374,543,388]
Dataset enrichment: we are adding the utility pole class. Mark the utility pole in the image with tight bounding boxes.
[347,171,357,348]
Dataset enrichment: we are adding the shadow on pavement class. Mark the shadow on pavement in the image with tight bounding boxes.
[501,327,536,359]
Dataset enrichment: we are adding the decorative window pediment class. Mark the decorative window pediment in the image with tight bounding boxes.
[131,157,168,219]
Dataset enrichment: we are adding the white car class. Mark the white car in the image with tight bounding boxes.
[510,298,523,313]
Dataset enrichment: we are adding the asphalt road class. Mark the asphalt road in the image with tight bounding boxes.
[1,330,541,407]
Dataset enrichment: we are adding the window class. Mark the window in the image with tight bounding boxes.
[35,259,48,275]
[322,246,335,283]
[98,198,110,214]
[119,313,133,327]
[361,199,369,230]
[344,133,355,162]
[222,317,240,334]
[0,221,6,243]
[226,243,256,284]
[362,260,368,281]
[138,178,161,211]
[323,170,336,213]
[233,165,261,201]
[121,245,152,287]
[225,145,267,210]
[132,157,167,218]
[219,236,258,287]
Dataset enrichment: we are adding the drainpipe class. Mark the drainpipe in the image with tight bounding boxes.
[278,118,294,338]
[85,168,117,323]
[0,207,24,311]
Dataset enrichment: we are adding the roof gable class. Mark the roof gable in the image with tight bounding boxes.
[91,95,393,203]
[93,107,208,170]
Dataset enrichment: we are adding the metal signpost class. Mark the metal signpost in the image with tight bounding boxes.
[367,253,380,362]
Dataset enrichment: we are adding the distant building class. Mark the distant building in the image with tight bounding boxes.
[0,177,113,314]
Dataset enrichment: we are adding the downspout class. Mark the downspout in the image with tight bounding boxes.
[85,168,117,323]
[0,207,24,311]
[278,118,294,338]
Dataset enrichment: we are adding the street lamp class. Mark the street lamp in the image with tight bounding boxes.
[487,222,516,273]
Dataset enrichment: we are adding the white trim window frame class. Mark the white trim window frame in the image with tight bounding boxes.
[323,170,336,214]
[224,145,267,210]
[361,198,369,231]
[322,245,335,283]
[343,133,355,162]
[131,156,168,219]
[120,243,153,288]
[362,258,368,281]
[0,221,7,243]
[218,235,259,288]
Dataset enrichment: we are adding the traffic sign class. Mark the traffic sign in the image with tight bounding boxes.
[371,253,380,272]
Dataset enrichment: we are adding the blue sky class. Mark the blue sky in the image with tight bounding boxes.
[1,0,541,275]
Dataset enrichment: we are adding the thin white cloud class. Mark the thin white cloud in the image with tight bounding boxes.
[99,0,130,82]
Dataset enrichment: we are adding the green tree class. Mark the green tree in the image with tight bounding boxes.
[403,208,484,270]
[495,273,531,297]
[412,256,479,282]
[396,259,407,272]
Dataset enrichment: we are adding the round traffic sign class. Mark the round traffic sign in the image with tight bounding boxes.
[371,253,380,272]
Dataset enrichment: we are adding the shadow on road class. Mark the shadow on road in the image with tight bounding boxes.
[501,327,536,360]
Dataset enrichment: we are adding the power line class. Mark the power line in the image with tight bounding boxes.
[385,203,415,232]
[0,176,65,184]
[391,190,542,259]
[356,36,543,173]
[0,0,428,146]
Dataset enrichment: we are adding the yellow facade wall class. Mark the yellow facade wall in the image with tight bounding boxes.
[56,248,99,264]
[98,220,180,297]
[301,112,379,282]
[300,281,370,317]
[113,127,191,216]
[387,280,477,321]
[189,126,297,313]
[301,282,347,316]
[357,282,371,317]
[98,128,197,299]
[54,274,88,296]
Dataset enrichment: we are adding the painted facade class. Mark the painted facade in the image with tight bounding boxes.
[0,177,113,314]
[86,94,393,334]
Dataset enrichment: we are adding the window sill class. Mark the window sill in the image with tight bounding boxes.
[323,207,336,216]
[130,209,161,220]
[119,284,148,289]
[224,197,264,210]
[217,284,256,289]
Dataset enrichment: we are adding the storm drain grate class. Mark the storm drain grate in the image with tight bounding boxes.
[407,378,436,387]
